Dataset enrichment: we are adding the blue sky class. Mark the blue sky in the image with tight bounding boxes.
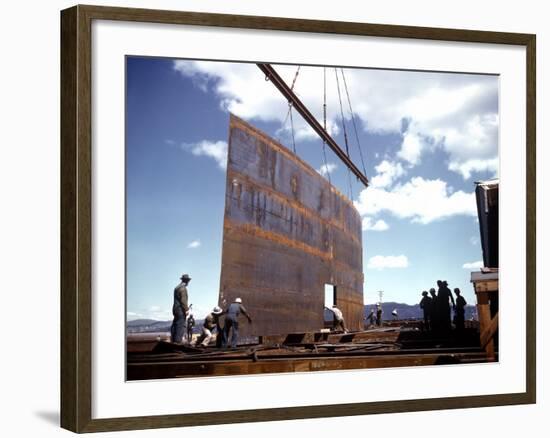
[126,57,498,321]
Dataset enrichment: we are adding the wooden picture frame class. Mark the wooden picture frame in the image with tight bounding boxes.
[61,4,536,433]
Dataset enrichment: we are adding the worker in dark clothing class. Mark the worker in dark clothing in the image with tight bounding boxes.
[376,304,383,326]
[222,298,252,348]
[325,305,348,333]
[429,288,438,331]
[436,280,455,331]
[195,306,224,347]
[170,274,190,343]
[366,308,376,327]
[186,312,195,343]
[419,291,433,331]
[215,308,225,348]
[453,288,467,330]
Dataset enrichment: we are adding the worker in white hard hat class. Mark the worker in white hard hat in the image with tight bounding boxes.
[195,306,224,348]
[222,297,252,348]
[325,304,348,333]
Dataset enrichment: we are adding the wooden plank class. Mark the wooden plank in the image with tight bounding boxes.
[477,303,495,359]
[480,313,499,348]
[473,280,499,293]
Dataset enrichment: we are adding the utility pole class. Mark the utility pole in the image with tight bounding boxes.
[378,290,384,305]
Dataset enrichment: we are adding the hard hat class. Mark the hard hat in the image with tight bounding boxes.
[235,297,242,303]
[180,274,191,281]
[212,306,223,315]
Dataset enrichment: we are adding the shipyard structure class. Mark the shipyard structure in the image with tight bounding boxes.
[219,115,364,337]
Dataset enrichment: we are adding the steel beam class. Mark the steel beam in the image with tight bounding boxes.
[257,63,369,187]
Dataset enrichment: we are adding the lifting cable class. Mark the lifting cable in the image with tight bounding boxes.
[341,68,367,177]
[289,103,297,154]
[334,68,353,199]
[321,67,332,185]
[281,66,301,154]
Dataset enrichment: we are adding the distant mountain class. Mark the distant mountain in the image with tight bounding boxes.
[127,318,204,334]
[127,319,159,327]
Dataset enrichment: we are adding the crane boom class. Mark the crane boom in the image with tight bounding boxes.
[257,63,369,187]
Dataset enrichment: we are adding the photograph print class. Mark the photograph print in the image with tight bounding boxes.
[125,56,499,380]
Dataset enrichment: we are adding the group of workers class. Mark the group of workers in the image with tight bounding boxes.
[170,273,468,347]
[170,273,253,348]
[419,280,467,332]
[365,304,384,327]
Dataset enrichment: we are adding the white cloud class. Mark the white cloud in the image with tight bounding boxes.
[187,240,201,249]
[367,255,409,270]
[317,162,337,176]
[362,217,389,231]
[182,140,227,170]
[354,176,476,225]
[397,130,426,166]
[463,260,484,269]
[389,84,499,178]
[449,157,499,180]
[469,236,480,246]
[370,160,406,188]
[173,60,498,180]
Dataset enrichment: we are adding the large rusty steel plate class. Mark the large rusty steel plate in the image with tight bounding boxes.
[218,115,364,337]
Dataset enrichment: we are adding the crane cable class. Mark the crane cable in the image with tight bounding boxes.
[334,68,353,200]
[321,67,332,186]
[341,68,367,177]
[281,66,301,154]
[289,103,297,154]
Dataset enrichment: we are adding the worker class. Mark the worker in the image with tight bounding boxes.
[195,306,224,347]
[391,309,398,320]
[186,312,195,343]
[170,274,190,344]
[453,288,467,330]
[436,280,455,331]
[419,291,433,331]
[215,307,225,348]
[325,305,348,333]
[366,308,376,327]
[429,288,439,331]
[376,304,383,326]
[222,298,252,349]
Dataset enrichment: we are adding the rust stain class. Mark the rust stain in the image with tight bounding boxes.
[227,168,362,247]
[223,219,363,281]
[230,114,357,209]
